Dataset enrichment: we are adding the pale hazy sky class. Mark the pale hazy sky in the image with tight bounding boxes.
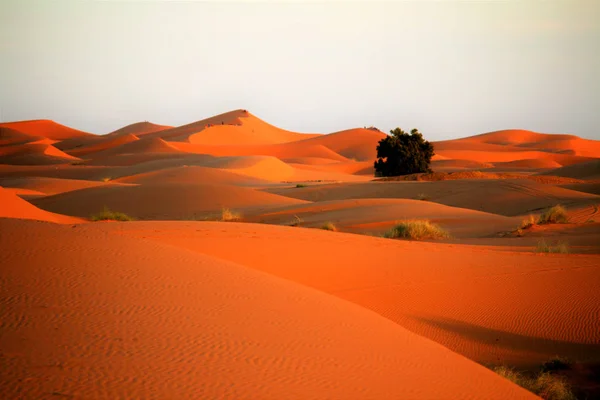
[1,0,599,140]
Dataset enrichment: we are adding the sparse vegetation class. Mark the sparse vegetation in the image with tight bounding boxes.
[520,214,537,229]
[383,220,450,240]
[374,128,434,177]
[536,239,570,254]
[295,183,308,188]
[538,205,569,224]
[288,215,303,227]
[541,357,572,373]
[416,193,430,201]
[320,222,337,231]
[221,208,242,222]
[91,206,134,222]
[493,366,576,400]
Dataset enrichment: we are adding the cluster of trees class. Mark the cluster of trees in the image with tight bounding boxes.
[374,128,434,177]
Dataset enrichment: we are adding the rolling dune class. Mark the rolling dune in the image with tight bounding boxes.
[31,182,309,220]
[0,187,82,223]
[266,179,600,216]
[0,143,81,165]
[0,119,92,141]
[0,219,537,399]
[112,221,600,368]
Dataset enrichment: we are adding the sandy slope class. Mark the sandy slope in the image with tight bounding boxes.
[115,165,269,186]
[112,221,600,368]
[0,187,82,223]
[0,176,130,196]
[0,219,537,399]
[31,182,309,220]
[0,120,92,141]
[266,179,600,216]
[0,143,81,165]
[244,198,519,238]
[539,159,600,180]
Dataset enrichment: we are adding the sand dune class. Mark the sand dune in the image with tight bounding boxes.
[0,176,128,196]
[246,198,518,238]
[137,109,320,145]
[0,187,82,223]
[116,165,269,186]
[292,128,387,161]
[32,182,308,220]
[0,219,537,399]
[0,127,45,146]
[115,221,600,368]
[539,159,600,180]
[65,133,140,157]
[0,119,92,141]
[0,143,81,165]
[435,129,600,157]
[266,179,600,216]
[106,121,172,137]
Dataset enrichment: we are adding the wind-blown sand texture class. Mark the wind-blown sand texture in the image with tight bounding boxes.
[1,110,599,398]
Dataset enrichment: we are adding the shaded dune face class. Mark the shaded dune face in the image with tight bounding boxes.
[0,111,599,398]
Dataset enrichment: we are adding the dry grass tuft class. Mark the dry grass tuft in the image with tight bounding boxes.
[91,206,134,222]
[493,366,576,400]
[538,205,569,224]
[384,220,450,240]
[520,214,537,229]
[536,239,569,254]
[320,222,337,231]
[221,208,242,222]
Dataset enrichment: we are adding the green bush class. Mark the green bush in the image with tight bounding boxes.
[374,128,434,177]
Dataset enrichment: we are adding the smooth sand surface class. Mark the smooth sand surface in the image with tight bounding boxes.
[111,221,600,369]
[2,111,600,398]
[0,219,538,400]
[265,179,600,216]
[31,182,309,220]
[0,119,92,141]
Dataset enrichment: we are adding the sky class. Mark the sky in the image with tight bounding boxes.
[1,0,599,140]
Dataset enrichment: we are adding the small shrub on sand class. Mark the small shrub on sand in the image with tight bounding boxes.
[288,215,303,227]
[493,366,576,400]
[541,357,572,373]
[416,193,430,201]
[295,183,307,188]
[320,222,337,231]
[383,220,450,240]
[538,205,569,224]
[536,239,569,254]
[520,214,537,229]
[221,208,241,222]
[91,206,134,222]
[102,177,111,182]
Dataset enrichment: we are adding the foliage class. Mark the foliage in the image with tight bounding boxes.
[374,128,434,177]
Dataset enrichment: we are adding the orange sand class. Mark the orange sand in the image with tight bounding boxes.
[1,111,599,398]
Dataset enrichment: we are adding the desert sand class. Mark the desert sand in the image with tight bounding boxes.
[1,110,599,399]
